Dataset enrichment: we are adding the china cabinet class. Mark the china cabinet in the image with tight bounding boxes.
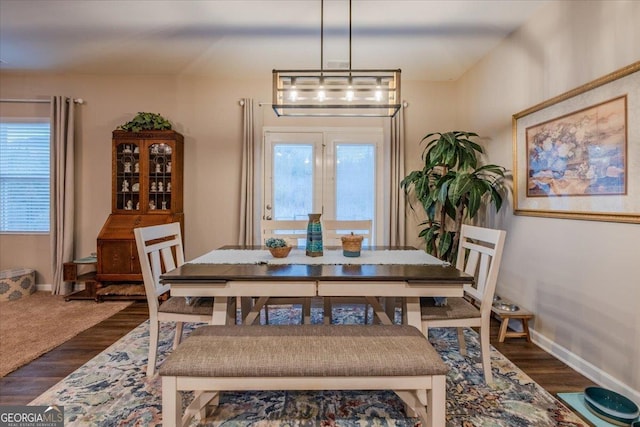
[96,130,184,283]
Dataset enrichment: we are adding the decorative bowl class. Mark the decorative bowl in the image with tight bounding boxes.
[583,386,639,426]
[268,246,292,258]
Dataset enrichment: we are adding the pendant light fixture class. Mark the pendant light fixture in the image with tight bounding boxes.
[272,0,401,117]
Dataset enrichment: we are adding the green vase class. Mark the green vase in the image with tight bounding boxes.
[305,213,323,257]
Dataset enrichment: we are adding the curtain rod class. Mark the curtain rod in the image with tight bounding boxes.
[0,98,84,104]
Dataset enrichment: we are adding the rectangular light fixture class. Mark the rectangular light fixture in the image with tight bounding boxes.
[272,69,401,117]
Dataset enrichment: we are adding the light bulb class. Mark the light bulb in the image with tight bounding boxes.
[346,87,355,102]
[289,90,298,101]
[317,87,326,102]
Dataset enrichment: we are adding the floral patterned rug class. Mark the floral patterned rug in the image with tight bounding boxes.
[30,305,587,426]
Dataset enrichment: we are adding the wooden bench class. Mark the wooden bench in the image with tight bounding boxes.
[491,299,534,342]
[160,324,449,427]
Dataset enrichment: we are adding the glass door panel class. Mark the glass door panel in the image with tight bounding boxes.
[263,129,383,244]
[264,132,323,221]
[115,142,140,211]
[335,144,375,221]
[273,144,314,220]
[148,142,173,211]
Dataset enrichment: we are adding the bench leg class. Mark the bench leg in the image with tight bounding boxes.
[427,375,447,427]
[394,390,426,424]
[183,391,219,425]
[162,376,181,427]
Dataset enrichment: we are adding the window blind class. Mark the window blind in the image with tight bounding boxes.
[0,121,51,233]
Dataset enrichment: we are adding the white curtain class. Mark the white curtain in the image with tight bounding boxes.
[389,106,406,246]
[50,96,75,294]
[238,98,255,246]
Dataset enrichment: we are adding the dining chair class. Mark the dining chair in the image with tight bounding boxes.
[322,219,375,325]
[420,224,506,384]
[134,222,213,376]
[260,219,314,324]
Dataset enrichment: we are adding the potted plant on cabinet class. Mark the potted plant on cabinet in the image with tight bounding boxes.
[117,112,172,132]
[401,131,507,263]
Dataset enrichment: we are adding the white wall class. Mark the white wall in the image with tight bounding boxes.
[0,74,455,274]
[457,0,640,400]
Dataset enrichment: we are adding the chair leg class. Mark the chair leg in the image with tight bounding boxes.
[264,304,270,324]
[323,297,332,325]
[479,324,493,384]
[457,327,467,356]
[302,298,312,324]
[173,321,184,349]
[147,320,160,377]
[162,376,181,427]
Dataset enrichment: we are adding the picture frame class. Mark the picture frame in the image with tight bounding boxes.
[512,61,640,223]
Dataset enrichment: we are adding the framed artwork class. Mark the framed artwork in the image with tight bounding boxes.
[512,61,640,223]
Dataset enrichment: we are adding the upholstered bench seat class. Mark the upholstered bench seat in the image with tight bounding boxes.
[160,324,449,427]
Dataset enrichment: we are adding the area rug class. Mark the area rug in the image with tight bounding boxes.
[30,305,587,426]
[0,291,132,377]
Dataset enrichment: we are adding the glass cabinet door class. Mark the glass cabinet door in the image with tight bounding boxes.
[147,142,173,212]
[115,142,140,211]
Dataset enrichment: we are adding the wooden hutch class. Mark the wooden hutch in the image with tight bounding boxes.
[96,130,184,291]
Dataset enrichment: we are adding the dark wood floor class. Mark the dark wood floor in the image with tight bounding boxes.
[0,301,595,407]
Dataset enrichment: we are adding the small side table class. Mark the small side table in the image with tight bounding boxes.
[63,256,99,302]
[491,300,534,342]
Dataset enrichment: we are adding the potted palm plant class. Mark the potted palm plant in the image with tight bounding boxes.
[401,131,507,263]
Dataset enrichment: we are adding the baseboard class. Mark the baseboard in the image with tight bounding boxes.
[531,328,640,403]
[36,283,87,292]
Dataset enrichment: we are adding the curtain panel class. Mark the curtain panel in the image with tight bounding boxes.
[389,106,406,246]
[238,98,255,246]
[50,96,75,295]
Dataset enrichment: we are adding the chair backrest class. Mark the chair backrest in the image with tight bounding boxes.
[134,222,185,314]
[322,219,373,246]
[260,219,308,247]
[455,224,506,317]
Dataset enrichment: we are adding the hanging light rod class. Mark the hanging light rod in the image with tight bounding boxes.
[272,0,401,118]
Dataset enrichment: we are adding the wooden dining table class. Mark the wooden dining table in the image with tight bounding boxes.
[160,246,473,330]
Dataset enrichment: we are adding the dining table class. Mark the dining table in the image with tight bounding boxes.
[160,245,473,330]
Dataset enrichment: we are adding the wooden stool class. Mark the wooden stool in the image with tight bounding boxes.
[491,301,534,342]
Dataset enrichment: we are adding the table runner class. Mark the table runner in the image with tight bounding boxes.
[189,248,448,266]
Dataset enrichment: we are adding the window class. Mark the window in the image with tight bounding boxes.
[263,128,384,243]
[0,120,51,233]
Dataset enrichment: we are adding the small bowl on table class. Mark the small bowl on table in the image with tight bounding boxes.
[268,245,292,258]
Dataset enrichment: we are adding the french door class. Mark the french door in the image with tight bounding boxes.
[263,128,384,244]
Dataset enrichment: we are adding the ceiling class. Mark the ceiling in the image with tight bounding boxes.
[0,0,548,81]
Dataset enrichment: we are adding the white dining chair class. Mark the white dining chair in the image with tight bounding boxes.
[260,219,314,324]
[134,222,213,376]
[322,219,375,325]
[420,224,506,384]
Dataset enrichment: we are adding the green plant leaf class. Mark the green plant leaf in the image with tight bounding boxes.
[402,129,508,262]
[118,112,172,132]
